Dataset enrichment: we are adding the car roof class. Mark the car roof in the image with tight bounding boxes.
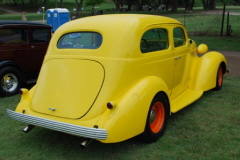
[0,20,51,27]
[57,14,181,32]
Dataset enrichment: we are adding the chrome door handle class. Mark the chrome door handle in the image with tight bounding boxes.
[31,46,35,48]
[175,56,181,59]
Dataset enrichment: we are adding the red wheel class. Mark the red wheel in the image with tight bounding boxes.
[138,93,169,143]
[214,65,223,91]
[149,102,165,133]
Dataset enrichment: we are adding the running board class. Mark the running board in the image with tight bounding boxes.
[26,79,37,84]
[170,89,203,113]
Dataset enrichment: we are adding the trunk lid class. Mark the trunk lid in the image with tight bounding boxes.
[31,58,104,119]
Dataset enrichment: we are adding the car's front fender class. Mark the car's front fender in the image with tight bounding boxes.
[97,76,170,143]
[190,51,227,91]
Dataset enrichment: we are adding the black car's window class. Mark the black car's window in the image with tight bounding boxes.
[0,28,27,45]
[32,29,50,43]
[140,28,168,53]
[173,27,186,47]
[57,32,102,49]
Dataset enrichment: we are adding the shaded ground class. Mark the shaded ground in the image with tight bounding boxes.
[220,51,240,76]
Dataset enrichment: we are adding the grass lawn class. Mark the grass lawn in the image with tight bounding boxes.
[0,76,239,159]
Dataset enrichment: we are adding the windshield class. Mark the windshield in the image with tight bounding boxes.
[57,32,102,49]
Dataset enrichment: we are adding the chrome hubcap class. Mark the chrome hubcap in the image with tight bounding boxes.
[1,73,18,92]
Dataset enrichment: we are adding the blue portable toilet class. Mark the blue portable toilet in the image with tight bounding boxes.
[53,8,70,32]
[46,9,54,30]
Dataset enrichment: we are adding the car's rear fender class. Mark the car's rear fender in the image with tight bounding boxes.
[189,51,227,91]
[97,76,170,143]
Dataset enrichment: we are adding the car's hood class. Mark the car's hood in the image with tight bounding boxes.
[31,58,104,119]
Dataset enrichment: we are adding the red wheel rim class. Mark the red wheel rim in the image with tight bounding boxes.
[217,67,223,86]
[149,102,165,133]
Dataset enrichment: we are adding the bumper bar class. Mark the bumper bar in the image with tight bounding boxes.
[6,109,107,140]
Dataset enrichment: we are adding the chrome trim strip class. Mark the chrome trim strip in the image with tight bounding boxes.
[6,109,107,140]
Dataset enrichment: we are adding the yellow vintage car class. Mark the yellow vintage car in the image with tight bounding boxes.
[7,14,227,146]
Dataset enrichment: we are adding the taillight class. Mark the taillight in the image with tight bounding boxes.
[19,88,29,95]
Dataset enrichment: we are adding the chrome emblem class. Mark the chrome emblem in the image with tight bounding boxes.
[49,108,56,111]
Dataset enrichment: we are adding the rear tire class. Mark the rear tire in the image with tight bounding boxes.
[214,65,223,91]
[139,93,169,143]
[0,67,22,97]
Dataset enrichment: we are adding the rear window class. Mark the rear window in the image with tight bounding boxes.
[57,32,102,49]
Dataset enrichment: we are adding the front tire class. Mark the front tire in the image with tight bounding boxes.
[139,93,169,143]
[0,67,22,97]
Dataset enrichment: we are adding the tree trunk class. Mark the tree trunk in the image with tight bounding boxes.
[164,0,171,10]
[60,0,63,8]
[185,0,195,10]
[202,0,207,9]
[126,0,133,11]
[21,0,25,10]
[171,0,177,12]
[209,0,215,9]
[55,0,58,8]
[112,0,122,11]
[75,0,84,16]
[13,0,19,6]
[43,0,47,5]
[190,0,195,10]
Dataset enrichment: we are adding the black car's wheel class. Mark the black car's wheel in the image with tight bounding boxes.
[214,65,223,91]
[0,67,22,97]
[139,93,169,143]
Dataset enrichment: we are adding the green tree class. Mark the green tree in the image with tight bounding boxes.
[171,0,177,12]
[55,0,64,8]
[85,0,105,13]
[202,0,218,9]
[209,0,216,9]
[145,0,161,10]
[184,0,195,10]
[21,0,25,9]
[75,0,84,16]
[112,0,123,11]
[125,0,134,11]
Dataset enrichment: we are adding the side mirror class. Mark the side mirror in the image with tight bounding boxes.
[197,44,208,54]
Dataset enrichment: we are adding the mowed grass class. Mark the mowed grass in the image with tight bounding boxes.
[0,76,239,160]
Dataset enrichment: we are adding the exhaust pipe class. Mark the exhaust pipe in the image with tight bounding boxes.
[80,138,93,148]
[22,125,35,133]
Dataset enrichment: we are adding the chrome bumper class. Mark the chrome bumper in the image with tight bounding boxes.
[6,109,107,140]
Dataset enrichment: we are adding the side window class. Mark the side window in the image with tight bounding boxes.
[0,28,27,45]
[32,29,50,43]
[140,28,168,53]
[173,27,186,47]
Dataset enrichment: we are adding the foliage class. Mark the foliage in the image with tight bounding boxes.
[75,0,84,15]
[85,0,105,13]
[1,0,236,12]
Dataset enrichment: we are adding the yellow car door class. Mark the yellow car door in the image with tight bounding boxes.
[171,26,191,99]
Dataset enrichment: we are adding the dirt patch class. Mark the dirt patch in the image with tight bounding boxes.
[218,51,240,76]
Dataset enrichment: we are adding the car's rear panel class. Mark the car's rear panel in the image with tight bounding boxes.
[31,58,105,119]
